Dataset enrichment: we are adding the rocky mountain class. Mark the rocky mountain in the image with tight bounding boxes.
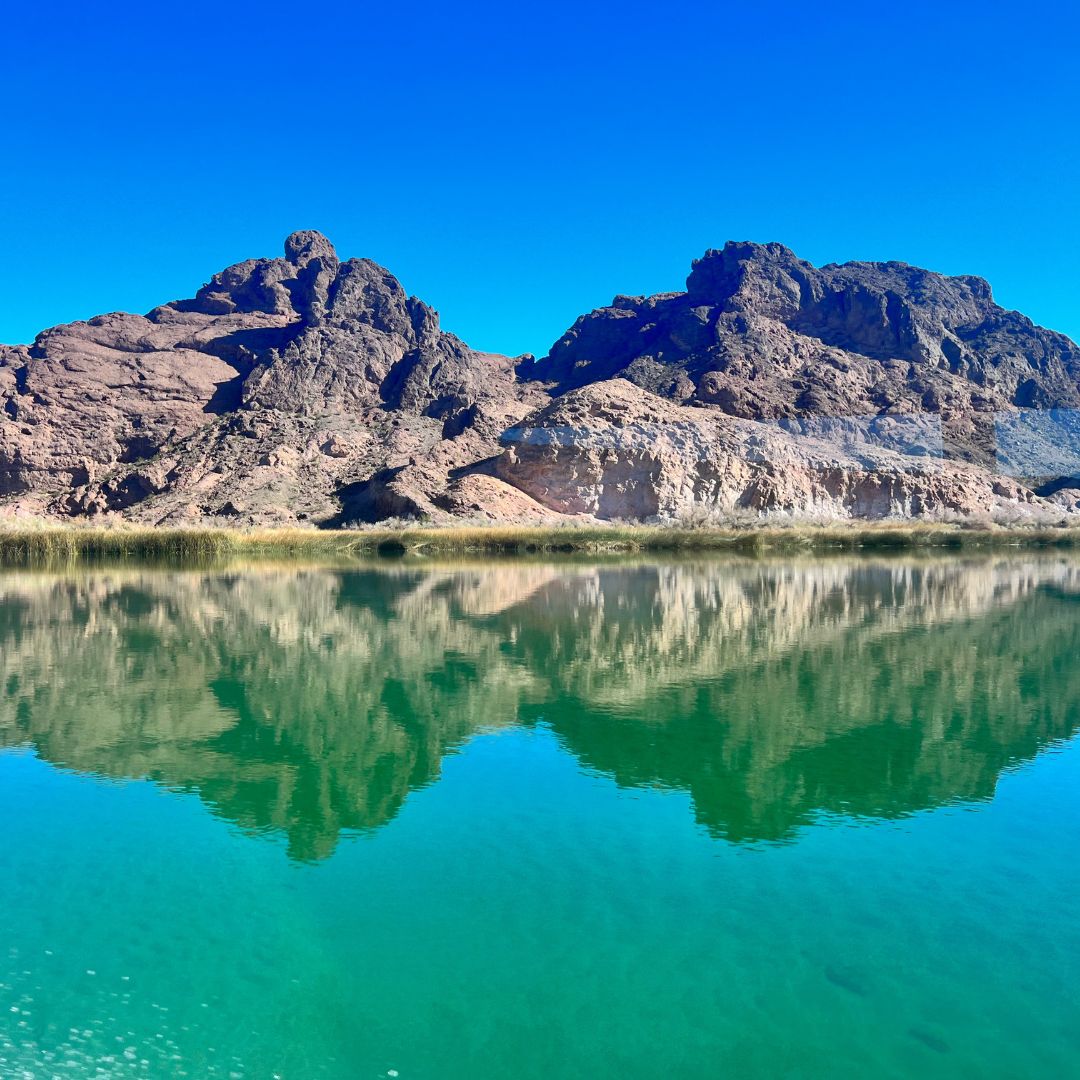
[2,232,1079,525]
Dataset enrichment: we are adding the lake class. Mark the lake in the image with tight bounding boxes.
[1,556,1078,1078]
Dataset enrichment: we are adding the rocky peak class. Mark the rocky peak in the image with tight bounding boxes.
[0,230,540,518]
[284,229,338,269]
[319,258,420,335]
[170,256,298,317]
[525,241,1080,468]
[686,240,817,318]
[168,230,340,323]
[282,230,340,324]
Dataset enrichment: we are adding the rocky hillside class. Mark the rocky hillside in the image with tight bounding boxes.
[2,232,1079,525]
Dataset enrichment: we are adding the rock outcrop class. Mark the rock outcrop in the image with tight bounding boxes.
[523,242,1080,468]
[493,379,1038,521]
[2,232,1079,525]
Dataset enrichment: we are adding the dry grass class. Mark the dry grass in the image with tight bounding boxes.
[2,518,1080,565]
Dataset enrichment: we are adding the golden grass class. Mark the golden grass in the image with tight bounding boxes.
[2,519,1080,564]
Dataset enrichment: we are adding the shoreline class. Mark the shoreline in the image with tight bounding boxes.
[4,521,1080,563]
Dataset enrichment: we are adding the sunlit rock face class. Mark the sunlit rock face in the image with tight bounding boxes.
[493,379,1040,520]
[0,231,544,525]
[3,234,1080,524]
[524,242,1080,466]
[2,557,1078,857]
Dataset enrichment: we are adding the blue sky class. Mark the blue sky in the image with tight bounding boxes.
[3,0,1078,357]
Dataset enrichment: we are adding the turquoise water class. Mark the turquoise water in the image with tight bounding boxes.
[0,557,1078,1078]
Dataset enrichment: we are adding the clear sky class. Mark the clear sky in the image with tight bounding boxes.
[3,0,1078,357]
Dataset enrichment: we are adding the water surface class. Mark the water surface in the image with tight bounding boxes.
[1,556,1078,1078]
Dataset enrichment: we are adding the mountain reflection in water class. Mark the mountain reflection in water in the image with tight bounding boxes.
[1,557,1078,860]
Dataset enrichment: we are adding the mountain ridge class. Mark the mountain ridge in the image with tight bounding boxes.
[2,231,1078,526]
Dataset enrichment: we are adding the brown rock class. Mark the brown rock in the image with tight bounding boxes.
[2,232,1078,526]
[525,241,1080,469]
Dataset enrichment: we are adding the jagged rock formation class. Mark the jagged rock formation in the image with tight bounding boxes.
[523,242,1080,465]
[0,231,545,524]
[2,233,1079,524]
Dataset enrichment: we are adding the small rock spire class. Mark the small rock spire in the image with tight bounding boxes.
[284,230,338,268]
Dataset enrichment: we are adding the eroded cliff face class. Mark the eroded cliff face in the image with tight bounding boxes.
[2,232,1079,525]
[492,379,1039,520]
[0,231,545,525]
[523,242,1080,465]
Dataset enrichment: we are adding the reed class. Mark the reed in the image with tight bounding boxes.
[2,519,1080,564]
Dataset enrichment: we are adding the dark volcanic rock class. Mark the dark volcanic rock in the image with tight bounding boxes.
[524,241,1080,467]
[2,233,1079,525]
[0,232,546,523]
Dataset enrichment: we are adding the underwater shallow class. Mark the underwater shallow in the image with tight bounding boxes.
[1,556,1078,1079]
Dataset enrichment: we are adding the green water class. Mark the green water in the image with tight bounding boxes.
[1,557,1078,1079]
